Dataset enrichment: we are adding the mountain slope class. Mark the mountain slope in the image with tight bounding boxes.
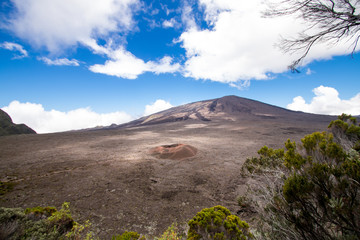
[106,95,333,129]
[0,109,36,136]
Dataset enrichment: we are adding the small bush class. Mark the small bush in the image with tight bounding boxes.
[237,196,249,208]
[0,181,16,196]
[112,231,145,240]
[1,202,94,240]
[328,119,349,131]
[0,207,24,239]
[337,113,357,124]
[47,202,74,234]
[155,223,184,240]
[242,146,284,174]
[187,205,253,240]
[329,115,360,148]
[0,206,61,240]
[354,140,360,152]
[25,206,57,220]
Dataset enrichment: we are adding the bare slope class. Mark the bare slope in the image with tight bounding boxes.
[0,96,335,238]
[105,95,333,129]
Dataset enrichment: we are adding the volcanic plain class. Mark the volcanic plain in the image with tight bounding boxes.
[0,96,335,238]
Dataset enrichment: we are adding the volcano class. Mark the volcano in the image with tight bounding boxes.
[104,95,332,129]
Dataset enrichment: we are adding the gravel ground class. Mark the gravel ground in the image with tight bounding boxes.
[0,112,334,238]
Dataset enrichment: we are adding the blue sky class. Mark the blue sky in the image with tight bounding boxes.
[0,0,359,133]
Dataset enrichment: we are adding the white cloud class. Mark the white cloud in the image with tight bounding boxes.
[287,86,360,115]
[306,68,314,75]
[5,0,183,80]
[181,2,198,30]
[229,80,251,90]
[179,0,358,84]
[160,4,175,16]
[89,47,147,79]
[147,56,181,75]
[0,42,28,59]
[6,0,357,84]
[144,99,173,116]
[1,101,133,133]
[38,57,80,66]
[89,46,180,79]
[8,0,141,53]
[144,18,161,29]
[162,18,179,28]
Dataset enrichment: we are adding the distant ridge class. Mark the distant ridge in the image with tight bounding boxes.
[101,95,334,130]
[0,109,36,136]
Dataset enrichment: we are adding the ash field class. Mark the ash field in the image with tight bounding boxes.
[0,96,335,238]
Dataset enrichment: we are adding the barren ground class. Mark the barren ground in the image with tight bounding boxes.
[0,116,333,238]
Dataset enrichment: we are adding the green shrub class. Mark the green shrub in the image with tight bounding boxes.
[354,140,360,152]
[237,196,249,208]
[0,206,61,240]
[329,114,360,146]
[242,146,284,174]
[276,133,360,239]
[25,206,57,219]
[0,181,16,196]
[155,223,184,240]
[66,220,94,240]
[337,113,357,124]
[284,139,307,169]
[0,202,94,240]
[112,231,145,240]
[347,124,360,136]
[0,207,24,239]
[47,202,74,234]
[244,130,360,240]
[329,119,349,131]
[187,205,253,240]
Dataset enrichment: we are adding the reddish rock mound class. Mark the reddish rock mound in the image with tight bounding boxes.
[150,144,197,160]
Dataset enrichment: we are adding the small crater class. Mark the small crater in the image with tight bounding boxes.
[149,143,198,160]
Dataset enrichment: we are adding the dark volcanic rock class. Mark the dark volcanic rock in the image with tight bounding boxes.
[0,109,36,136]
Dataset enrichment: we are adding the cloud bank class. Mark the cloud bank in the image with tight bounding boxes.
[144,99,173,116]
[2,101,133,133]
[287,86,360,115]
[4,0,359,83]
[8,0,141,53]
[179,0,357,84]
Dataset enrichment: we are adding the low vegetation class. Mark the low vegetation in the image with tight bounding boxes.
[0,202,94,240]
[0,203,249,239]
[112,231,145,240]
[154,223,184,240]
[187,205,253,240]
[240,114,360,239]
[0,181,16,196]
